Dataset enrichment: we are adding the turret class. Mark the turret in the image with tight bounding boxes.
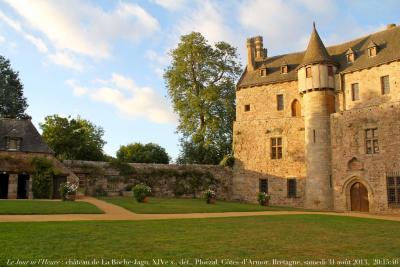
[298,23,337,210]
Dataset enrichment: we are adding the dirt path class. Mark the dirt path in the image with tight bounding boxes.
[0,197,399,223]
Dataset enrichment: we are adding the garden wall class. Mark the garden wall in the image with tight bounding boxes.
[63,160,233,200]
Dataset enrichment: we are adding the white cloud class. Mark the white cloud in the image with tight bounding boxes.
[48,51,84,72]
[4,0,160,59]
[0,35,5,44]
[0,10,21,31]
[23,34,48,53]
[66,80,88,96]
[151,0,186,11]
[175,0,238,45]
[66,74,177,124]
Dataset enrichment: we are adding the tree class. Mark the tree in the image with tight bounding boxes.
[0,55,29,118]
[40,115,106,161]
[116,143,170,164]
[164,32,242,164]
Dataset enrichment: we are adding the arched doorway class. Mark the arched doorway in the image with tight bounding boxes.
[291,99,301,117]
[350,182,369,212]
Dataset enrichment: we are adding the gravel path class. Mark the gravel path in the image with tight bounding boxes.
[0,197,399,223]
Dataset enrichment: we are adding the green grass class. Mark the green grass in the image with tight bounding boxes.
[0,215,399,266]
[100,197,306,214]
[0,200,103,214]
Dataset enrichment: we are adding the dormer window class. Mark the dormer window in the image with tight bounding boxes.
[260,68,267,76]
[367,41,378,57]
[6,137,22,151]
[346,48,355,63]
[281,65,288,74]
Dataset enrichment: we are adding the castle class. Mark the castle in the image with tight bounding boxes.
[233,23,400,214]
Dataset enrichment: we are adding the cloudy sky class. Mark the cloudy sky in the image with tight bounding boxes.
[0,0,399,160]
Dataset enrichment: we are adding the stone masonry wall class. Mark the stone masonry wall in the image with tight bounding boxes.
[233,81,306,206]
[331,102,400,214]
[63,160,233,200]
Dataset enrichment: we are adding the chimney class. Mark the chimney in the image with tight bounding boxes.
[387,23,396,29]
[246,38,255,71]
[254,36,264,60]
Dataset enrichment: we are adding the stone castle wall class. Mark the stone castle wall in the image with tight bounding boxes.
[63,160,233,200]
[331,101,400,214]
[233,81,306,206]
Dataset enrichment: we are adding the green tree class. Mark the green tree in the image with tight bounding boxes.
[40,115,106,161]
[0,55,29,118]
[164,32,241,164]
[116,142,170,164]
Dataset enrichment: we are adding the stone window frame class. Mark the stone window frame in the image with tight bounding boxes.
[276,94,284,111]
[386,175,400,207]
[287,178,297,198]
[368,46,377,57]
[306,67,312,78]
[5,137,22,151]
[351,83,360,101]
[244,104,251,112]
[381,75,390,95]
[281,65,288,74]
[365,128,379,154]
[260,68,267,77]
[259,178,268,193]
[270,137,282,160]
[346,53,355,63]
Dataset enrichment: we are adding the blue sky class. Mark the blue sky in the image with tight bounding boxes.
[0,0,399,161]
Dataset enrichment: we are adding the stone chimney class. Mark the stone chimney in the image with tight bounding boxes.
[246,38,255,71]
[247,36,265,71]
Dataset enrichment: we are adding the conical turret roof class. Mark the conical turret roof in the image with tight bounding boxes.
[300,23,335,67]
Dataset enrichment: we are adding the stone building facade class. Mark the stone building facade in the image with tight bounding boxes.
[0,118,77,199]
[233,23,400,213]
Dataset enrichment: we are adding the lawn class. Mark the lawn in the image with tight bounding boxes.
[0,215,399,266]
[100,197,303,214]
[0,200,103,214]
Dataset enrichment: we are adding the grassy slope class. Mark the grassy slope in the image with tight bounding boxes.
[0,200,103,214]
[0,215,399,265]
[100,197,303,214]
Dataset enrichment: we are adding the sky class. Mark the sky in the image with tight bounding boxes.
[0,0,399,161]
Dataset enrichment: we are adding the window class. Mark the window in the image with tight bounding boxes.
[259,179,268,193]
[281,65,288,74]
[260,68,267,76]
[287,179,297,198]
[6,137,21,151]
[365,128,379,154]
[244,104,250,112]
[277,94,284,111]
[368,47,377,57]
[346,53,354,63]
[387,176,400,206]
[306,67,312,78]
[271,137,282,159]
[351,83,359,101]
[291,99,301,117]
[328,66,334,76]
[381,75,390,95]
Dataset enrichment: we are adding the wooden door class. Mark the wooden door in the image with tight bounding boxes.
[0,174,9,199]
[350,182,369,212]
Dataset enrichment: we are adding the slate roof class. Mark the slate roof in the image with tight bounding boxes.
[238,25,400,89]
[0,118,54,154]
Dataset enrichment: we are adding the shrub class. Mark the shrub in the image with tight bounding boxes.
[133,184,151,202]
[219,155,235,167]
[257,192,270,205]
[95,186,107,197]
[204,189,216,204]
[31,157,58,199]
[59,181,79,201]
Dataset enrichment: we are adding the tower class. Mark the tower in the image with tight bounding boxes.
[298,24,337,210]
